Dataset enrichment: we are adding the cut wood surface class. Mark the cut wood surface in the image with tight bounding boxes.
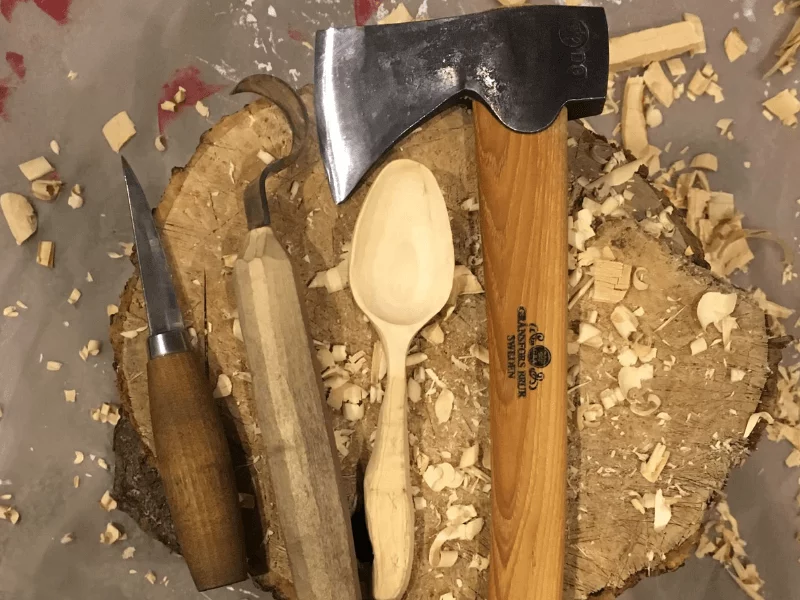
[112,92,774,599]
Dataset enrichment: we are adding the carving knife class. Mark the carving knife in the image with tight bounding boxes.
[121,156,247,591]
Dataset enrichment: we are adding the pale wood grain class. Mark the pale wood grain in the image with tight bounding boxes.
[147,351,247,591]
[233,226,361,600]
[474,105,569,600]
[349,160,454,600]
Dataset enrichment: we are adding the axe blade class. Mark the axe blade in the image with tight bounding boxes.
[314,5,608,205]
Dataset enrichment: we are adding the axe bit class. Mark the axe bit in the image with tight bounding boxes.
[230,75,361,600]
[314,6,609,600]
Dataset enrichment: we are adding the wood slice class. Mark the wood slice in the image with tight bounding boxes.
[111,92,777,599]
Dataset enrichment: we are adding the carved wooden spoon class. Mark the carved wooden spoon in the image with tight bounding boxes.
[349,159,454,600]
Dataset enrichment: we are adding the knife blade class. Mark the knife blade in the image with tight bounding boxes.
[121,157,248,591]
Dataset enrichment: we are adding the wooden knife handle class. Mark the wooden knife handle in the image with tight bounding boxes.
[147,350,248,591]
[233,226,361,600]
[473,103,568,600]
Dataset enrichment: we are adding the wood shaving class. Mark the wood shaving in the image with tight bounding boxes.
[60,533,74,544]
[100,490,117,512]
[407,377,422,403]
[122,546,136,559]
[102,111,137,152]
[195,100,210,117]
[611,305,639,339]
[459,444,479,469]
[609,15,706,72]
[630,393,662,417]
[697,292,737,330]
[74,450,84,464]
[763,88,800,126]
[406,353,428,367]
[653,489,672,531]
[309,256,350,293]
[643,62,674,107]
[690,153,718,172]
[0,505,20,524]
[622,76,649,158]
[31,179,62,201]
[73,475,79,488]
[593,260,632,303]
[641,443,670,482]
[690,337,708,355]
[632,267,649,290]
[144,571,157,585]
[724,28,748,62]
[618,364,653,397]
[1,193,37,245]
[435,389,455,424]
[3,306,18,318]
[154,135,166,152]
[97,458,108,470]
[18,156,53,181]
[744,412,774,438]
[99,522,121,544]
[421,322,445,345]
[378,2,413,24]
[469,344,489,364]
[450,265,484,300]
[765,16,800,78]
[213,374,232,398]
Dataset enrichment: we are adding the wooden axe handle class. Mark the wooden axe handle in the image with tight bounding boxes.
[233,226,362,600]
[473,103,568,600]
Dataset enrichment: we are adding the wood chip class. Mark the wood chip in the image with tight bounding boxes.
[46,361,62,371]
[18,156,53,181]
[716,118,733,135]
[154,135,166,152]
[67,288,81,305]
[174,86,186,104]
[450,265,484,300]
[99,522,121,544]
[697,292,737,330]
[653,489,672,531]
[618,364,653,397]
[743,411,774,438]
[50,140,60,155]
[195,100,210,117]
[144,571,157,585]
[1,193,37,244]
[378,2,413,24]
[122,546,136,559]
[724,28,748,62]
[593,260,632,303]
[74,450,84,464]
[690,153,718,171]
[666,57,686,77]
[611,305,639,339]
[99,490,117,512]
[73,475,79,488]
[622,76,649,158]
[641,443,670,482]
[469,344,489,364]
[60,533,74,544]
[643,62,674,107]
[435,389,455,424]
[406,352,428,367]
[421,322,445,345]
[609,15,706,72]
[763,89,800,126]
[102,111,137,152]
[31,179,62,201]
[690,337,708,355]
[213,374,232,398]
[160,100,176,112]
[688,70,711,96]
[257,149,275,165]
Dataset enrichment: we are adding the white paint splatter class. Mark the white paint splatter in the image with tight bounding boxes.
[749,37,762,53]
[246,13,257,23]
[416,0,429,19]
[289,68,300,82]
[255,61,273,72]
[268,5,277,17]
[742,0,756,22]
[244,0,254,5]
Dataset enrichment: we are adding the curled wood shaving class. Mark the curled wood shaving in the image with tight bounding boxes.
[74,451,84,464]
[690,153,718,171]
[653,489,672,531]
[618,364,653,397]
[630,393,662,417]
[641,443,670,482]
[743,412,774,438]
[697,292,737,330]
[0,505,20,524]
[611,305,639,339]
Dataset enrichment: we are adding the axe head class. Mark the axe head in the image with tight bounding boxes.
[314,5,609,205]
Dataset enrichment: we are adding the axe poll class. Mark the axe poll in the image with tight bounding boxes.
[314,6,608,600]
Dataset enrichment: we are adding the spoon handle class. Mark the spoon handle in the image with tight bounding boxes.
[364,334,415,600]
[474,104,569,600]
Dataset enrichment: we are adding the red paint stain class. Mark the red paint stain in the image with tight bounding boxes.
[354,0,379,26]
[1,0,72,24]
[0,79,11,121]
[5,52,25,79]
[288,27,303,42]
[157,66,224,134]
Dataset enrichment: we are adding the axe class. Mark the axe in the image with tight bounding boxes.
[314,5,608,600]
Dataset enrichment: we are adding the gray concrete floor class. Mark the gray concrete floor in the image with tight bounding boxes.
[0,1,798,599]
